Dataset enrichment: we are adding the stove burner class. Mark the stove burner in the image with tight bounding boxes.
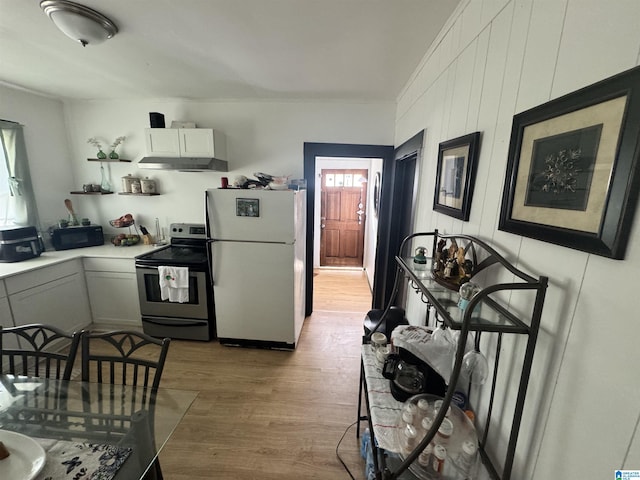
[146,245,206,262]
[135,222,209,270]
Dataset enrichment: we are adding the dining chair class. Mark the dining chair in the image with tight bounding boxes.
[80,330,170,389]
[81,330,171,480]
[0,324,81,380]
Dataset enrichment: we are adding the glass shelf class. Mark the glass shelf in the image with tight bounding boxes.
[398,256,532,334]
[360,231,548,480]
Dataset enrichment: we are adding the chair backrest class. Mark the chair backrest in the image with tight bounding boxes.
[0,324,81,380]
[81,330,170,390]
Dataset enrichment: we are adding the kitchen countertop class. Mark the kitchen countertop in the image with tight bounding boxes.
[0,243,167,279]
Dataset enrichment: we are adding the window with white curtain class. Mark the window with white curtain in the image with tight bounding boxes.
[0,119,39,227]
[0,144,12,224]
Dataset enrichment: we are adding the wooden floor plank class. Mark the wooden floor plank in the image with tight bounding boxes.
[158,269,370,479]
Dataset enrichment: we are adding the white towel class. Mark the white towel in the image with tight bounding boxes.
[158,266,189,303]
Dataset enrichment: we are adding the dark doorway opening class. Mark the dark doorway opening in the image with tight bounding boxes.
[304,143,394,316]
[371,131,424,309]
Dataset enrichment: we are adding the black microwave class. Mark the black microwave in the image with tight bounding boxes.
[51,225,104,251]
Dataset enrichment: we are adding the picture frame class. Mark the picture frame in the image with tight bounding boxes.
[372,171,381,217]
[499,65,640,259]
[236,198,260,217]
[433,132,481,220]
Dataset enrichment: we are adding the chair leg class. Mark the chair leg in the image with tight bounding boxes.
[142,459,163,480]
[154,459,164,480]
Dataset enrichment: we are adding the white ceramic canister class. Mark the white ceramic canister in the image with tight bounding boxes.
[131,179,142,194]
[121,174,139,193]
[140,177,157,194]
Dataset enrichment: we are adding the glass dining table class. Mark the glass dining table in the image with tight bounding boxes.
[0,374,198,480]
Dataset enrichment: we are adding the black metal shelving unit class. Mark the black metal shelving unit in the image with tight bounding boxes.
[358,230,548,480]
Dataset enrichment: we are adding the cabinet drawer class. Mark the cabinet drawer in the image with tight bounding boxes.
[5,259,81,295]
[83,257,135,273]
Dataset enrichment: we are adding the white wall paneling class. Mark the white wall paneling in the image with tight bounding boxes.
[396,0,640,478]
[552,0,640,99]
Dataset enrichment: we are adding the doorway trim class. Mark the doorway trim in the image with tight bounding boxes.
[372,130,425,309]
[304,143,394,316]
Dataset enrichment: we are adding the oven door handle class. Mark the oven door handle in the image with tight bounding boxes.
[143,318,207,328]
[136,265,199,275]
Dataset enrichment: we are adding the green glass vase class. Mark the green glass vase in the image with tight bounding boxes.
[97,150,107,160]
[109,150,119,160]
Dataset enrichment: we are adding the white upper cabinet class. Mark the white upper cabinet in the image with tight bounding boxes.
[145,128,226,159]
[144,128,181,156]
[179,128,214,157]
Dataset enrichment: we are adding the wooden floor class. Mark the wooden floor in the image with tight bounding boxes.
[157,269,371,479]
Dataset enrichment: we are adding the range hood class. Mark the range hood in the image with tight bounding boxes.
[137,156,228,172]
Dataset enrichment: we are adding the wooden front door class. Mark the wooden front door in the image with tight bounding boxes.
[320,169,367,267]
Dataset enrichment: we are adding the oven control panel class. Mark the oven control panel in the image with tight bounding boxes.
[169,223,206,239]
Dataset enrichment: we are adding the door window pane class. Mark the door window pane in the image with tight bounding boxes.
[344,174,353,187]
[325,174,334,187]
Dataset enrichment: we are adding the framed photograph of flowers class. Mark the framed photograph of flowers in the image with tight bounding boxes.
[499,65,640,259]
[433,131,481,220]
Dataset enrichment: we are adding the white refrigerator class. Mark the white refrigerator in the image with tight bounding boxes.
[205,189,306,349]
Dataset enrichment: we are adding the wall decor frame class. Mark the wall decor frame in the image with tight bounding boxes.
[372,171,381,217]
[433,131,481,220]
[499,65,640,259]
[236,198,260,217]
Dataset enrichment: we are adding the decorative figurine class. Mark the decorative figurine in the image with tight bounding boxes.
[448,240,458,261]
[460,259,474,278]
[457,246,466,269]
[444,258,457,278]
[436,239,447,272]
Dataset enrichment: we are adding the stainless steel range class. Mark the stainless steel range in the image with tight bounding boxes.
[135,223,214,341]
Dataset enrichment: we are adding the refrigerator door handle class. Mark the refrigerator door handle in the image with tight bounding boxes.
[205,192,211,239]
[205,192,214,274]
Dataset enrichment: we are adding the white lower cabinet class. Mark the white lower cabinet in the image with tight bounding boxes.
[83,258,142,329]
[5,259,91,334]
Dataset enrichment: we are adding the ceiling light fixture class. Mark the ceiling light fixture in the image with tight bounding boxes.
[40,0,118,47]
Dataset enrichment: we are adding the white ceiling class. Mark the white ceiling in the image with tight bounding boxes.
[0,0,459,101]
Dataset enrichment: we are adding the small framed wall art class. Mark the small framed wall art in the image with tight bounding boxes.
[372,171,381,218]
[499,65,640,259]
[433,132,481,221]
[236,198,260,217]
